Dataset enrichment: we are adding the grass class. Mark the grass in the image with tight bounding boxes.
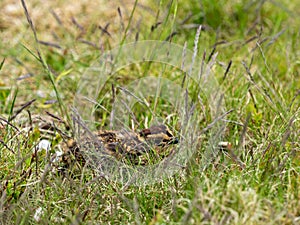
[0,0,300,224]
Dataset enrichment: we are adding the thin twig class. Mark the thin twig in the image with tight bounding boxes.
[9,99,36,122]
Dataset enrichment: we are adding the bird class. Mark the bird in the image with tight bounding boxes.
[62,124,178,167]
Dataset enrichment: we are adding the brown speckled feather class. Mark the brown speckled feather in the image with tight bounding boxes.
[64,125,178,166]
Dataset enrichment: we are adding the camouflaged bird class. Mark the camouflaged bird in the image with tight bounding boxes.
[63,124,178,166]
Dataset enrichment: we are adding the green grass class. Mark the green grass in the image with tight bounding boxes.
[0,0,300,224]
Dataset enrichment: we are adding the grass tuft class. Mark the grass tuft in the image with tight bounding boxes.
[0,0,299,224]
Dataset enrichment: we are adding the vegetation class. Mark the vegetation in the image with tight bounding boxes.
[0,0,299,224]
